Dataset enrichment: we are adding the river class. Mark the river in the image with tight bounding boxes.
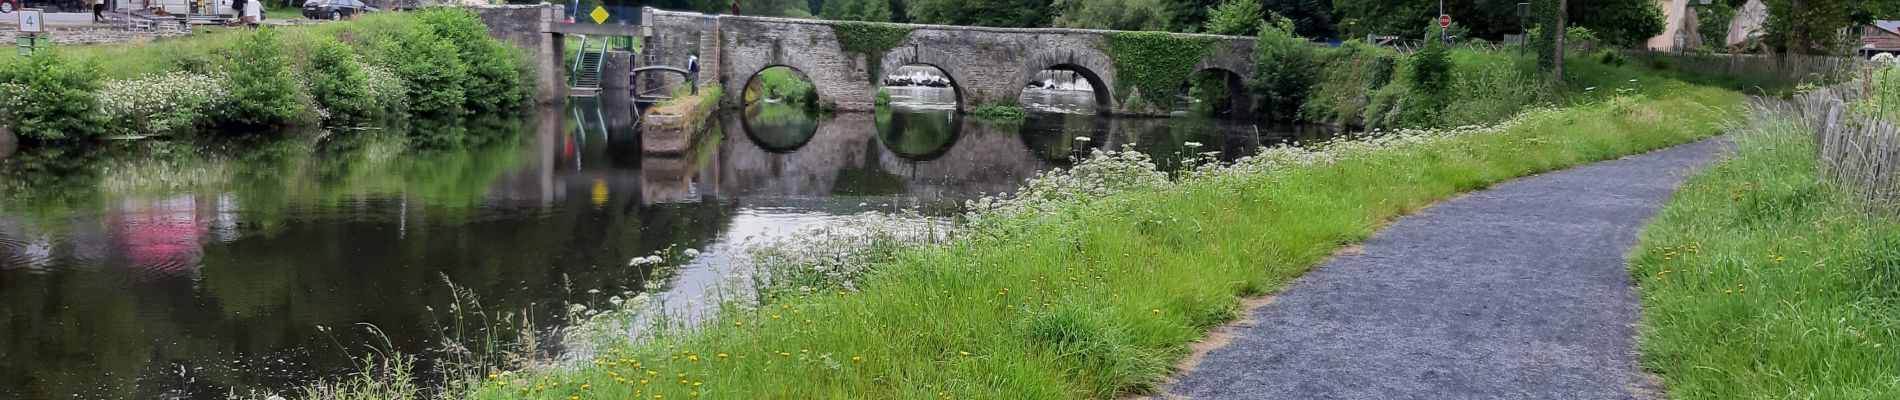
[0,87,1338,399]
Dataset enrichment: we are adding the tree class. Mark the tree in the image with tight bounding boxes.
[1163,0,1221,32]
[1051,0,1172,31]
[1762,0,1860,54]
[907,0,1053,27]
[1335,0,1657,47]
[1263,0,1335,38]
[1203,0,1263,35]
[735,0,811,17]
[820,0,892,21]
[1249,16,1318,121]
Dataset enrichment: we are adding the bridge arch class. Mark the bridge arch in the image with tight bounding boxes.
[1013,48,1117,114]
[878,47,968,112]
[1188,67,1252,117]
[740,65,820,106]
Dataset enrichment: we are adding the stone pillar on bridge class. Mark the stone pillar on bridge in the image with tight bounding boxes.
[603,51,633,90]
[475,4,567,103]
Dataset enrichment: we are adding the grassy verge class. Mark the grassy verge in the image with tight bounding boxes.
[32,12,417,80]
[1629,106,1900,398]
[648,85,723,133]
[457,83,1740,399]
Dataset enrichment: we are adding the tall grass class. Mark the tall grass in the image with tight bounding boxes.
[1630,103,1900,399]
[452,84,1740,399]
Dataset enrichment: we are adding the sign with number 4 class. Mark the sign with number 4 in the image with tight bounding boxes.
[18,8,42,33]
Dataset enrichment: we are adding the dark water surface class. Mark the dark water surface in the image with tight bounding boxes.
[0,87,1337,399]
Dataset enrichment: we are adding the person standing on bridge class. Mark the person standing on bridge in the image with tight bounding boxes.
[686,53,700,95]
[730,1,738,15]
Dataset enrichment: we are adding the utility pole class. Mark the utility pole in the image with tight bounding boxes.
[1553,0,1566,80]
[1518,2,1529,57]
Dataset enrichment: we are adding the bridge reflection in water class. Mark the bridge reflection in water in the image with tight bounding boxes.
[0,84,1338,399]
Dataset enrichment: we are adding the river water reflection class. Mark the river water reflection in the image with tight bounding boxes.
[0,87,1337,399]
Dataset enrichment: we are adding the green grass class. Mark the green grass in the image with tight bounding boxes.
[1629,107,1900,399]
[26,12,418,80]
[454,83,1741,399]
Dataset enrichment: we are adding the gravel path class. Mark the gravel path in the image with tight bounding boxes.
[1164,140,1724,399]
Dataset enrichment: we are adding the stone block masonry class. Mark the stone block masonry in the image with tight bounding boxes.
[472,5,1254,114]
[642,8,1255,116]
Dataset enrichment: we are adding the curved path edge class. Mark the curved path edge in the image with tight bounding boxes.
[1153,139,1727,399]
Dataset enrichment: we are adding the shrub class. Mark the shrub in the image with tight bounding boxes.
[380,26,468,115]
[222,27,311,127]
[1402,38,1454,125]
[94,71,228,135]
[875,88,892,106]
[1249,16,1317,121]
[0,51,104,142]
[972,101,1028,121]
[306,40,377,123]
[1302,42,1395,126]
[419,7,528,112]
[1367,53,1398,88]
[1439,60,1542,127]
[362,63,406,114]
[1597,49,1628,67]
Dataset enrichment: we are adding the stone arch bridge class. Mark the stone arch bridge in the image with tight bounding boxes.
[476,5,1256,116]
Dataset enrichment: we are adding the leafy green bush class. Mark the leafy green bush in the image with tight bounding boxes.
[306,40,377,123]
[875,88,892,106]
[419,7,528,112]
[379,26,468,115]
[94,71,227,135]
[972,101,1028,121]
[1401,38,1453,125]
[1248,16,1317,121]
[362,64,406,113]
[1302,41,1396,126]
[1201,0,1262,36]
[1368,53,1398,88]
[222,27,311,127]
[0,51,104,142]
[1596,49,1628,67]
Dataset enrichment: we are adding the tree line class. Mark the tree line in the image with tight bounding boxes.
[616,0,1900,54]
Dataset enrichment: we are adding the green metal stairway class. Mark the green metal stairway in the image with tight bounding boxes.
[570,35,608,94]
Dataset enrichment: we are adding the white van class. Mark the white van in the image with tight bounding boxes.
[142,0,240,18]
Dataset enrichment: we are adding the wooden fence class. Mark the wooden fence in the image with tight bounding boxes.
[1794,82,1900,214]
[1630,52,1860,92]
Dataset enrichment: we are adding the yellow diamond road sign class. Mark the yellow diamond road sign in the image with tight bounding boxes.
[589,6,610,24]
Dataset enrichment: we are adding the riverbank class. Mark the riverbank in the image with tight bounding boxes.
[444,83,1740,398]
[1629,102,1900,398]
[0,9,532,145]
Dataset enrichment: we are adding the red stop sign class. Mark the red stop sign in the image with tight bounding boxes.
[1440,14,1452,28]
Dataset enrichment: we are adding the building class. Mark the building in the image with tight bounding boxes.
[1863,21,1900,57]
[1645,0,1766,52]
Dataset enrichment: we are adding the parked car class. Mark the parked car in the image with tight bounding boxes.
[302,0,372,20]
